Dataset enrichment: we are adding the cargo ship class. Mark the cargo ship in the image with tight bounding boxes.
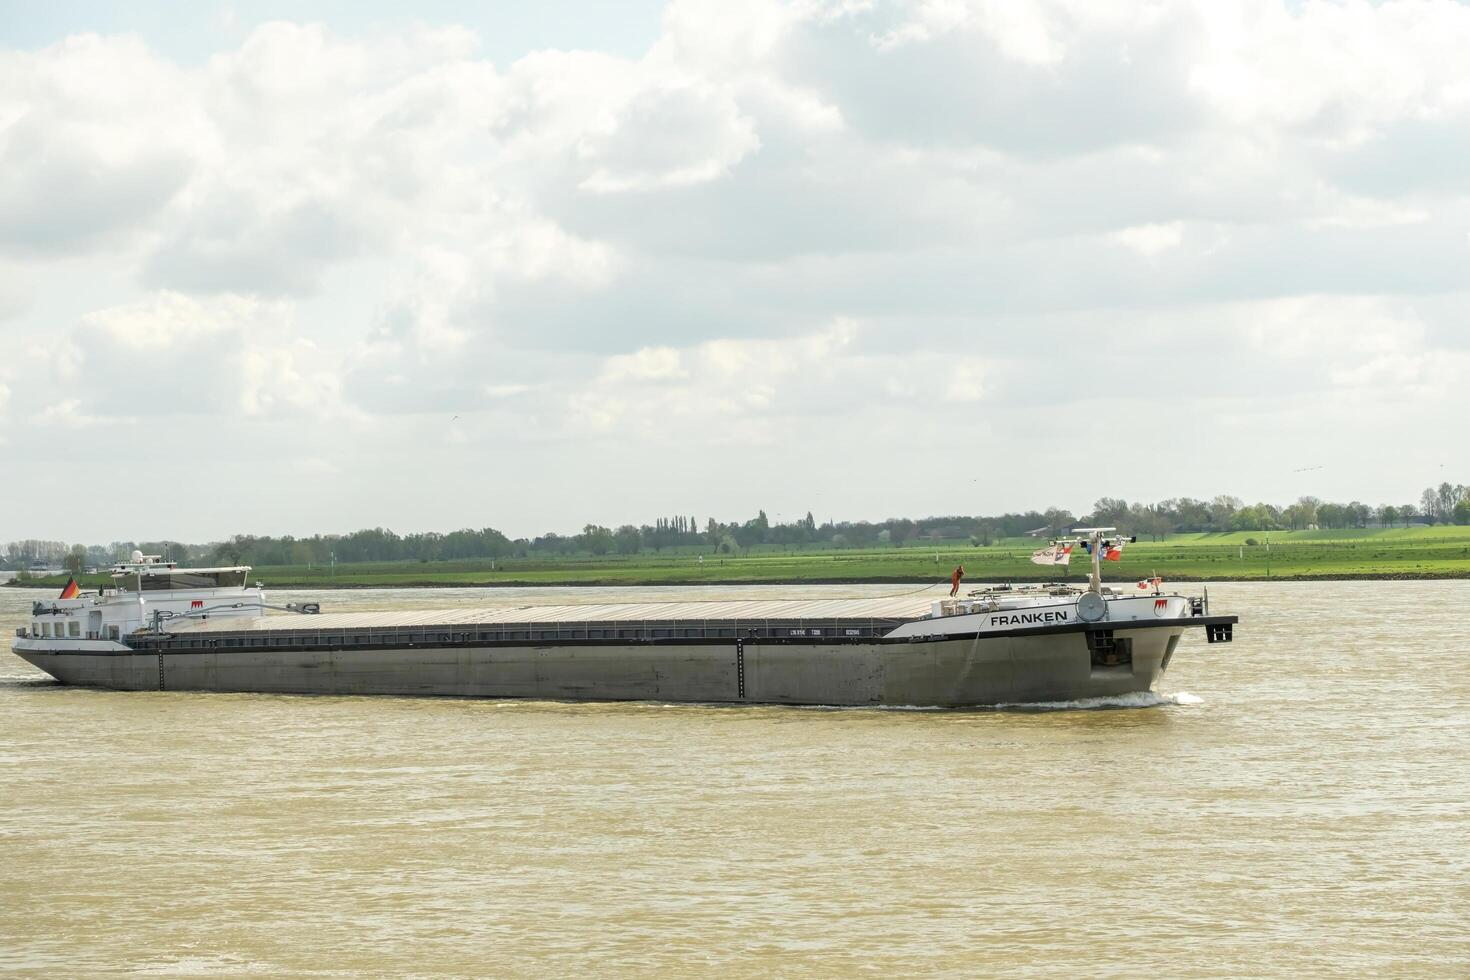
[11,531,1235,706]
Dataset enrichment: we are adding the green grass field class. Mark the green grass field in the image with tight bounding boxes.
[17,526,1470,589]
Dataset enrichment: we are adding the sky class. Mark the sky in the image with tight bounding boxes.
[1,0,1468,544]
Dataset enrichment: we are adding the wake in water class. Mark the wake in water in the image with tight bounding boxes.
[995,690,1203,712]
[787,692,1203,713]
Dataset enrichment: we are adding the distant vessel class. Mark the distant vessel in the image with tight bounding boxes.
[13,534,1235,706]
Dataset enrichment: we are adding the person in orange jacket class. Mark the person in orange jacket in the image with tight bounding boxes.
[949,564,965,597]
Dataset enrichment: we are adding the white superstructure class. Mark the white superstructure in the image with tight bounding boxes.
[20,551,267,651]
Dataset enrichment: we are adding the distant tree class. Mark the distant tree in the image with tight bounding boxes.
[1377,505,1398,528]
[1088,498,1130,528]
[213,540,244,565]
[1231,503,1278,531]
[1287,496,1321,529]
[1421,487,1441,523]
[1135,508,1173,541]
[579,524,614,556]
[734,516,766,552]
[614,525,641,555]
[1042,507,1075,533]
[1438,483,1462,521]
[1174,498,1211,531]
[975,520,997,546]
[889,519,916,548]
[63,545,86,577]
[1455,498,1470,526]
[1209,495,1242,531]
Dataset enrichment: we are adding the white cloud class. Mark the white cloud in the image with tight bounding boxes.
[33,292,349,422]
[485,383,533,398]
[238,342,345,418]
[944,361,986,403]
[29,398,121,429]
[0,34,195,256]
[565,318,986,441]
[1188,0,1470,140]
[1109,222,1186,258]
[5,2,1470,539]
[875,0,1068,66]
[78,291,274,349]
[577,82,761,192]
[601,346,688,382]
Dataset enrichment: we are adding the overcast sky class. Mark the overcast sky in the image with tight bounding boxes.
[2,0,1467,544]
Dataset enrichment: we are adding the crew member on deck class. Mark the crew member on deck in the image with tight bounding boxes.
[949,564,965,597]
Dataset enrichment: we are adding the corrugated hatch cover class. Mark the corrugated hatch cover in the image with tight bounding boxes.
[163,596,936,634]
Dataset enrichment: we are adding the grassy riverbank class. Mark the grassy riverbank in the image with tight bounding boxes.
[13,526,1470,589]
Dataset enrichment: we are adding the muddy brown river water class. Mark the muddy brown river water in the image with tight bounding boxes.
[1,581,1466,976]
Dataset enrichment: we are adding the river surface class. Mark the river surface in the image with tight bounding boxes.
[1,581,1465,977]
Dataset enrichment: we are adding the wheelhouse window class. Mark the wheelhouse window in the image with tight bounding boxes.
[114,570,250,592]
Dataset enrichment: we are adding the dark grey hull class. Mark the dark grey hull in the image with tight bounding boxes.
[14,625,1189,706]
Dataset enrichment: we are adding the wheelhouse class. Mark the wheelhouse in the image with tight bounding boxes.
[106,552,253,593]
[111,568,251,592]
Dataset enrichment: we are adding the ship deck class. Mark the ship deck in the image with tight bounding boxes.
[136,596,941,650]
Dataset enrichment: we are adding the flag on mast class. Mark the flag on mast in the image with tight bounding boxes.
[1102,539,1126,561]
[1030,544,1073,566]
[58,577,80,599]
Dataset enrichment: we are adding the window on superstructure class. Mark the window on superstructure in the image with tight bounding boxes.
[68,621,80,637]
[108,626,120,641]
[130,571,234,591]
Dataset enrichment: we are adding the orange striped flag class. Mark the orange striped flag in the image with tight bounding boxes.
[58,577,80,600]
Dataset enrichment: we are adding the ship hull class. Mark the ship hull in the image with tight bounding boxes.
[13,624,1188,706]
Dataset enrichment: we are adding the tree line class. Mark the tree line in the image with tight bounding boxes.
[5,481,1467,572]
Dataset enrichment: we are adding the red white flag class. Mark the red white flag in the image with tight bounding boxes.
[1102,540,1126,561]
[1030,544,1073,566]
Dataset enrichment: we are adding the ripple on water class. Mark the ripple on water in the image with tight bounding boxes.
[1,580,1467,977]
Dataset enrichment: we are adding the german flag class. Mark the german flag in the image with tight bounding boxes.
[58,577,80,600]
